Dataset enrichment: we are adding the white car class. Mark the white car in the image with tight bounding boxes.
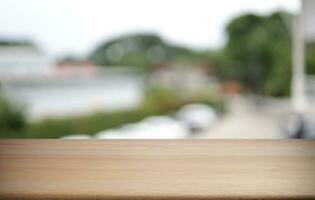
[175,104,216,132]
[94,129,123,139]
[61,134,92,139]
[95,116,189,139]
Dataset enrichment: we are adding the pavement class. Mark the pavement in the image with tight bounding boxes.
[197,95,292,139]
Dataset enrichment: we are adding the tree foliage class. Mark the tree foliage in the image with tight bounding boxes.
[306,42,315,75]
[89,33,196,68]
[219,12,293,96]
[0,39,36,48]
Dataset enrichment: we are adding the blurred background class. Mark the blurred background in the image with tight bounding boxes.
[0,0,314,139]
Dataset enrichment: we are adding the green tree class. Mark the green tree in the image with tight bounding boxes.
[306,42,315,75]
[0,39,36,48]
[221,12,292,96]
[89,33,195,69]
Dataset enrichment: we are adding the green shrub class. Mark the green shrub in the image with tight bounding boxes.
[0,85,224,138]
[143,86,183,112]
[25,107,162,138]
[0,95,26,137]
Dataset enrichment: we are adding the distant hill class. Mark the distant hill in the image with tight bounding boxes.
[0,39,36,48]
[89,33,198,68]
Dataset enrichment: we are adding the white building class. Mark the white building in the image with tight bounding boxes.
[3,70,144,121]
[0,46,54,80]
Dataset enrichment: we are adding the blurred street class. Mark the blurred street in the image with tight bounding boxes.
[198,96,292,138]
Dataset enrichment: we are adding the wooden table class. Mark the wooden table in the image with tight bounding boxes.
[0,140,315,199]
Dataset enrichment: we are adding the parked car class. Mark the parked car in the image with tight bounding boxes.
[284,114,315,138]
[94,129,123,139]
[175,104,216,132]
[61,134,92,139]
[94,116,189,139]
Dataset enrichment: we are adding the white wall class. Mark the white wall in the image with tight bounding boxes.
[4,76,144,121]
[0,47,54,79]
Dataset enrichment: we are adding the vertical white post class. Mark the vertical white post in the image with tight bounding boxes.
[291,2,306,114]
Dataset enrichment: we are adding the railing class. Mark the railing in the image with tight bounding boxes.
[0,139,315,199]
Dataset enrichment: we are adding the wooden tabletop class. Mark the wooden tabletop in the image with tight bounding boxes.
[0,139,315,200]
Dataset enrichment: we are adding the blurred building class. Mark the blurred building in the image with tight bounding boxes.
[4,75,143,121]
[0,46,54,80]
[0,45,144,120]
[149,61,218,96]
[2,67,143,121]
[56,58,98,78]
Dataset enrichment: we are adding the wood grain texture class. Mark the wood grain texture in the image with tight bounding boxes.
[0,139,315,200]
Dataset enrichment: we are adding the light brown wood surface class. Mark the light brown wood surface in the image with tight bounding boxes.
[0,139,315,199]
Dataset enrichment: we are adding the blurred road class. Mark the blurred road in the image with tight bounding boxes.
[197,95,293,139]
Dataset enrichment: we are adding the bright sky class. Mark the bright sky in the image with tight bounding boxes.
[0,0,299,57]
